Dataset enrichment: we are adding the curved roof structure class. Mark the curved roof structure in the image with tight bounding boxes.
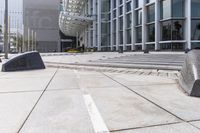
[59,0,93,36]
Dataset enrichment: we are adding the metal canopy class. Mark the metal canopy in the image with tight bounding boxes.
[59,0,93,36]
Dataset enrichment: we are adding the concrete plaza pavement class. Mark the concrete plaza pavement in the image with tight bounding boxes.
[0,52,200,133]
[42,52,185,70]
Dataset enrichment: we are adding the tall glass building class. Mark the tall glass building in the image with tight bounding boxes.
[59,0,200,51]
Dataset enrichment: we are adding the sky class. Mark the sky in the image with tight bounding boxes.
[0,0,22,11]
[0,0,23,31]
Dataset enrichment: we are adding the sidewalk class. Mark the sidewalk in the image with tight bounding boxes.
[0,64,200,133]
[42,52,185,70]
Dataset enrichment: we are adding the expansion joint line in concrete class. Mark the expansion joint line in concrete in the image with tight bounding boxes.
[101,72,200,131]
[110,121,181,132]
[17,68,59,133]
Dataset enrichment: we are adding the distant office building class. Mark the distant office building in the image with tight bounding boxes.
[23,0,60,52]
[59,0,200,51]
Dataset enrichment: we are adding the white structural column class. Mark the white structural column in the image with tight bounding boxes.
[123,0,127,51]
[92,0,97,48]
[110,0,114,51]
[84,28,88,48]
[28,28,30,51]
[142,1,147,50]
[34,31,37,51]
[116,0,120,51]
[131,0,136,50]
[97,0,101,51]
[185,0,191,49]
[88,0,91,48]
[155,0,161,50]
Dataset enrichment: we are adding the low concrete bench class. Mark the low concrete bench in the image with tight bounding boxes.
[179,50,200,97]
[2,51,45,72]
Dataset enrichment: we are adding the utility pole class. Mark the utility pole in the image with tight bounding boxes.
[22,24,25,52]
[8,16,10,53]
[16,20,19,53]
[28,28,30,51]
[31,30,34,51]
[4,0,8,59]
[34,31,37,51]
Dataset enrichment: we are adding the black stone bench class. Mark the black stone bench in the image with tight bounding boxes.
[2,51,45,72]
[179,50,200,97]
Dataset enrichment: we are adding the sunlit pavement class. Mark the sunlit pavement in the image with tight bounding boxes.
[0,52,200,133]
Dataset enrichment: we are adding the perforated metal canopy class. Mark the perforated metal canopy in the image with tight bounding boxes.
[59,0,93,36]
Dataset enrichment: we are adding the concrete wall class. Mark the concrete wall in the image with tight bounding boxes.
[23,0,60,52]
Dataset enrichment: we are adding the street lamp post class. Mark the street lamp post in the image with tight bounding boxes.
[4,0,8,59]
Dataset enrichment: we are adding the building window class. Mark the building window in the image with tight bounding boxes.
[113,10,116,18]
[147,24,155,42]
[191,42,200,49]
[191,0,200,41]
[126,13,132,28]
[136,9,142,25]
[119,0,123,5]
[147,4,155,23]
[191,0,200,18]
[119,31,123,44]
[113,0,116,9]
[119,17,123,30]
[161,0,171,19]
[160,43,184,50]
[146,44,155,50]
[146,0,155,4]
[136,27,142,43]
[101,0,110,13]
[172,0,184,17]
[126,2,132,12]
[161,20,184,41]
[126,29,132,44]
[119,6,123,16]
[136,0,143,8]
[172,20,184,40]
[161,20,172,41]
[161,0,184,19]
[191,20,200,40]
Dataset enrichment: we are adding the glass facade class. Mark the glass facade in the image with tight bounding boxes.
[191,0,200,49]
[60,0,199,51]
[161,20,184,41]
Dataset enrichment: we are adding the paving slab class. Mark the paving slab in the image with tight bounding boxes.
[126,84,200,121]
[0,68,56,79]
[47,69,79,90]
[19,90,94,133]
[0,68,56,93]
[115,123,200,133]
[77,74,121,89]
[0,77,52,93]
[104,73,176,86]
[0,91,42,133]
[86,86,179,131]
[190,121,200,129]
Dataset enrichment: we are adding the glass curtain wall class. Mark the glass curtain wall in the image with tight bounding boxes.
[161,0,185,50]
[191,0,200,49]
[101,0,111,51]
[160,0,185,51]
[134,0,143,50]
[146,0,155,50]
[126,0,132,51]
